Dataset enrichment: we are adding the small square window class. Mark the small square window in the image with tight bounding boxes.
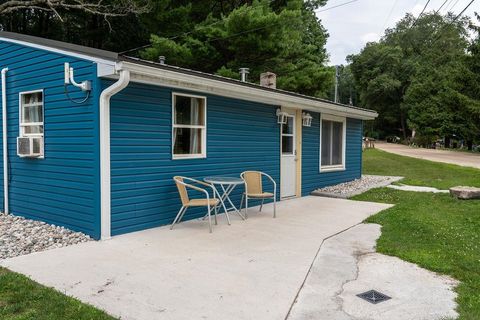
[172,93,206,159]
[19,90,44,138]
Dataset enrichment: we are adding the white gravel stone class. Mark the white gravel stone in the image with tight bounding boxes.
[312,175,403,198]
[0,213,91,260]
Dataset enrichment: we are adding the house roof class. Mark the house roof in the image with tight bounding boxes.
[0,31,377,119]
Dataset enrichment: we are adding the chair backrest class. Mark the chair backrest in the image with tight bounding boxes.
[173,176,189,206]
[242,171,263,194]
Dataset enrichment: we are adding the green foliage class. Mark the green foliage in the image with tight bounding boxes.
[0,0,333,98]
[355,149,480,319]
[141,0,332,97]
[349,12,480,146]
[0,267,116,319]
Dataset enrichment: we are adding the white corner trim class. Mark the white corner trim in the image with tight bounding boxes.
[99,66,130,240]
[319,113,347,173]
[117,62,378,120]
[1,67,8,214]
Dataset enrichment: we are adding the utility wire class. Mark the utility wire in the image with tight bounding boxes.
[426,0,476,46]
[121,0,362,55]
[412,0,431,26]
[435,0,450,13]
[314,0,360,13]
[447,0,462,12]
[380,0,400,33]
[120,1,273,54]
[452,0,475,20]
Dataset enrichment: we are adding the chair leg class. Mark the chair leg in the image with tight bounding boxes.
[245,196,248,219]
[207,205,213,233]
[171,206,186,230]
[260,199,265,212]
[214,204,218,225]
[240,193,244,211]
[273,195,276,218]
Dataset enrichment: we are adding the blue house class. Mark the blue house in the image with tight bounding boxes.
[0,32,377,240]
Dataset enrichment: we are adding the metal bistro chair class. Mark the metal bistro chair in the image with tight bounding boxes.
[171,176,220,233]
[240,171,277,218]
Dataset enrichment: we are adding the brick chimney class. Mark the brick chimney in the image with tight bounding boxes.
[260,72,277,89]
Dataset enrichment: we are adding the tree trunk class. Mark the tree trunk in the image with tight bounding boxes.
[467,140,473,151]
[444,136,451,149]
[400,112,407,140]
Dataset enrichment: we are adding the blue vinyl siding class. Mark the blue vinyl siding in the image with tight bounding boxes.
[302,113,362,195]
[108,81,280,236]
[0,40,101,239]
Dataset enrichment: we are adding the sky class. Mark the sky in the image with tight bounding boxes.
[317,0,480,65]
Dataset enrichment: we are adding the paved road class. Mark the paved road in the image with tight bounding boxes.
[376,142,480,169]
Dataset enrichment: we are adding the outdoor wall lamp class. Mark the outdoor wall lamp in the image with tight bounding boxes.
[276,109,288,124]
[302,112,313,127]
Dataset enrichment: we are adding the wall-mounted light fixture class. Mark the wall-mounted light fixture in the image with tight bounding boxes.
[276,109,288,124]
[302,112,313,127]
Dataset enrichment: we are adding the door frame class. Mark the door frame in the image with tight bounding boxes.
[279,107,302,199]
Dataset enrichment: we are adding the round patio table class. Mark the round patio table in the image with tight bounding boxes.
[204,176,246,223]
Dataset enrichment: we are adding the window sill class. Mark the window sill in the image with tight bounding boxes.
[172,154,206,160]
[320,165,345,173]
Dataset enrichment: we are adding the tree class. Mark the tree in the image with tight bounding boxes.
[0,0,148,18]
[0,0,150,50]
[141,0,333,97]
[349,12,476,145]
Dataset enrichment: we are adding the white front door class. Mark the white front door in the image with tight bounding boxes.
[281,112,297,198]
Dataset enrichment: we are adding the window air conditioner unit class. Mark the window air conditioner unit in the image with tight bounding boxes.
[17,137,44,158]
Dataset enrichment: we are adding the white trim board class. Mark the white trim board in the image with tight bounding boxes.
[111,62,377,121]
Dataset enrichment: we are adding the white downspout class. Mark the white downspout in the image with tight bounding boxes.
[99,64,130,240]
[1,68,8,214]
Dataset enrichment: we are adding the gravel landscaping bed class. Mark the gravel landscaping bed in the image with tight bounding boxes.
[311,175,403,198]
[0,213,91,260]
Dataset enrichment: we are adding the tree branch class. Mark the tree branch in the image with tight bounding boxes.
[0,0,149,17]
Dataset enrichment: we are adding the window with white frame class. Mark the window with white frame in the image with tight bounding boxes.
[320,115,346,171]
[172,93,206,159]
[19,90,44,137]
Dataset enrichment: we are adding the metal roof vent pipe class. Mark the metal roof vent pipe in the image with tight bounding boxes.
[239,67,249,82]
[159,56,166,65]
[260,72,276,89]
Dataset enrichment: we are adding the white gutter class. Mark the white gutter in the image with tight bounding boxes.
[1,68,8,214]
[119,61,378,120]
[99,63,130,240]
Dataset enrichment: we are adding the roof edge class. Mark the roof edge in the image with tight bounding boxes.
[0,31,118,61]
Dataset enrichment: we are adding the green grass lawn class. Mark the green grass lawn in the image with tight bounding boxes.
[355,149,480,320]
[0,267,115,320]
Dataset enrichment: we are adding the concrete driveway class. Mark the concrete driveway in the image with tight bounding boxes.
[376,141,480,169]
[1,196,390,320]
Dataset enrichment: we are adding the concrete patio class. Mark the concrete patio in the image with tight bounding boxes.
[1,196,392,320]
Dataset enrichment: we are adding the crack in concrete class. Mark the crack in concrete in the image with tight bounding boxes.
[336,250,376,320]
[284,222,369,320]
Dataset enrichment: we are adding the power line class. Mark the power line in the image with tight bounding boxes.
[427,0,476,46]
[380,0,400,32]
[441,0,455,13]
[453,0,475,20]
[435,0,450,13]
[314,0,360,13]
[120,1,273,55]
[447,0,462,12]
[122,0,362,55]
[412,0,431,26]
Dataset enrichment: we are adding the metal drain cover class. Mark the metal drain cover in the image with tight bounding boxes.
[357,290,391,304]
